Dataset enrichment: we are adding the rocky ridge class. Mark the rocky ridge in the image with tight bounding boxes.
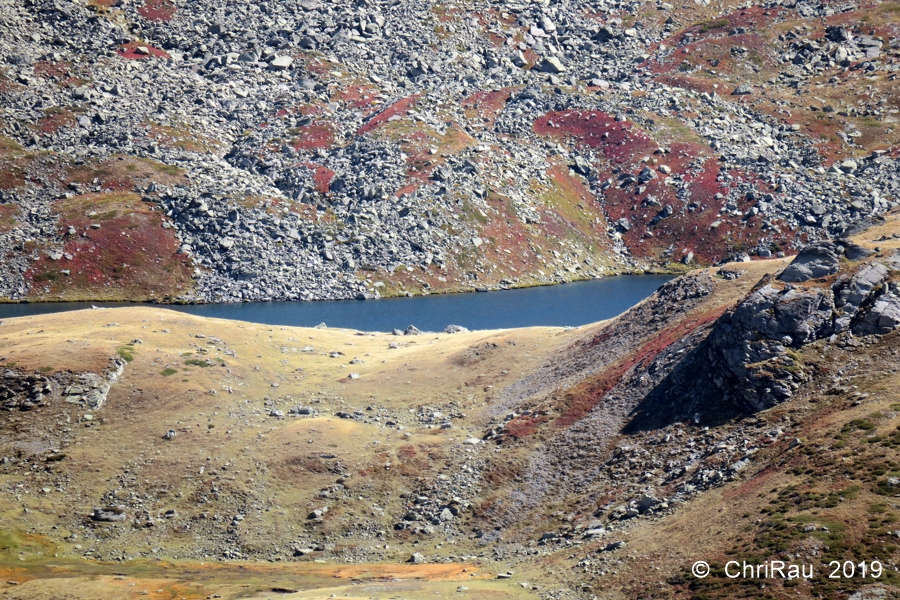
[458,235,900,588]
[0,0,898,301]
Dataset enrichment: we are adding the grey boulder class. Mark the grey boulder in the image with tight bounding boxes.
[778,242,842,282]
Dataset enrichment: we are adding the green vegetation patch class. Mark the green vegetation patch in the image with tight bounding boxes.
[843,419,877,432]
[698,19,729,33]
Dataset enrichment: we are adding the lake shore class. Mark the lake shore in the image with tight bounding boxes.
[0,274,676,332]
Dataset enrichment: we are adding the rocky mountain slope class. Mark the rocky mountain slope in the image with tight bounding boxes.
[2,215,900,598]
[0,0,899,302]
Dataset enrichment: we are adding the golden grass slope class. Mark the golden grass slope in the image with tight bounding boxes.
[2,214,900,598]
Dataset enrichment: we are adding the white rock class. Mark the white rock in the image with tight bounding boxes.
[269,55,293,70]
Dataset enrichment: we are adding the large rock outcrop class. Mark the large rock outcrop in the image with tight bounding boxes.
[707,248,900,411]
[627,246,900,426]
[1,356,126,412]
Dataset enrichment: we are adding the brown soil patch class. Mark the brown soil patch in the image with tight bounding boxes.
[451,341,501,366]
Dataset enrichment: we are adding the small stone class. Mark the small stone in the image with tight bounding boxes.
[91,506,127,522]
[538,56,566,74]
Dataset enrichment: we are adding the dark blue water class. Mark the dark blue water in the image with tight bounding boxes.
[0,275,674,331]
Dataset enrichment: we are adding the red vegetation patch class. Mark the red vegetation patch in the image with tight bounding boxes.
[642,7,784,79]
[287,203,320,221]
[534,110,655,164]
[280,103,325,118]
[872,21,900,42]
[400,124,473,172]
[463,87,517,124]
[399,130,438,174]
[291,122,336,151]
[397,445,417,459]
[536,109,793,263]
[379,124,474,199]
[117,43,169,60]
[602,147,793,263]
[357,95,420,136]
[26,193,192,301]
[660,6,784,49]
[464,88,515,111]
[35,108,75,135]
[722,463,781,500]
[383,185,554,293]
[556,307,728,428]
[395,183,419,197]
[487,7,519,26]
[432,3,461,22]
[504,414,548,439]
[334,83,381,111]
[137,0,175,21]
[301,163,336,194]
[33,61,69,79]
[0,74,18,93]
[0,162,25,190]
[486,32,507,47]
